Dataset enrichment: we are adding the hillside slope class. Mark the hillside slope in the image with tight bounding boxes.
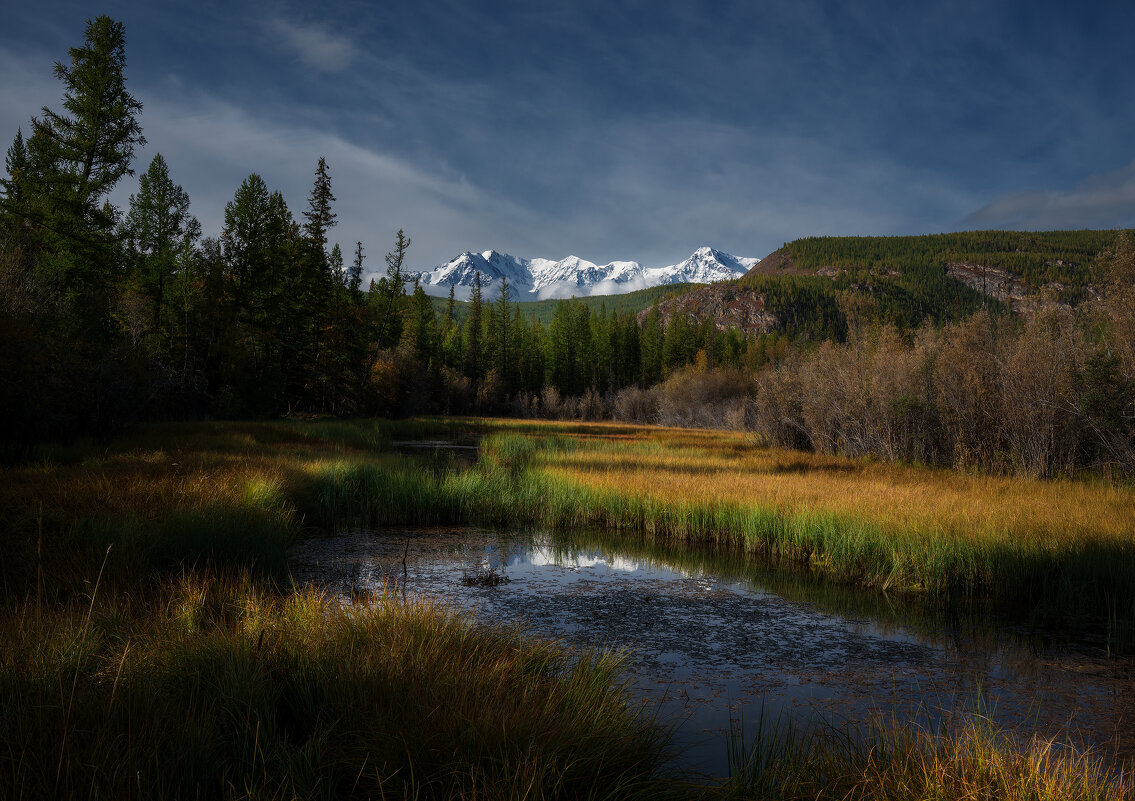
[651,229,1130,341]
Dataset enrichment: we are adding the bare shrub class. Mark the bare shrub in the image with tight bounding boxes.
[580,387,606,421]
[560,394,580,420]
[612,386,658,424]
[931,311,1003,471]
[997,308,1079,477]
[655,367,754,429]
[540,386,562,419]
[751,353,810,450]
[475,368,505,414]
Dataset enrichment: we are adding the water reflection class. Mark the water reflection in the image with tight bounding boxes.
[290,527,1135,779]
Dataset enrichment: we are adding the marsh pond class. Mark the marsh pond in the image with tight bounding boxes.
[290,526,1135,778]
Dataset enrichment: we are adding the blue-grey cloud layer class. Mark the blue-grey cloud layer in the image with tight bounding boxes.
[2,0,1133,273]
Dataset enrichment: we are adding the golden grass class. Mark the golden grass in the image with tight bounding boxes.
[0,573,667,800]
[724,711,1133,801]
[533,424,1134,546]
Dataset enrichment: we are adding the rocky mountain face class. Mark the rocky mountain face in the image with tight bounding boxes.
[636,284,779,336]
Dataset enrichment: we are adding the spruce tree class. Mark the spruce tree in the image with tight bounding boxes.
[348,240,365,302]
[329,242,344,287]
[301,156,337,262]
[33,16,144,215]
[24,15,145,330]
[491,275,513,390]
[0,130,29,218]
[641,301,664,385]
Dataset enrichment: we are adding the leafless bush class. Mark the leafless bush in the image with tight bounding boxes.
[612,386,658,424]
[751,353,810,450]
[512,391,539,418]
[560,394,580,420]
[540,386,561,419]
[580,387,606,421]
[654,367,754,429]
[997,308,1080,477]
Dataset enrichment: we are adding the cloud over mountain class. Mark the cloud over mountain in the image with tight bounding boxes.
[959,161,1135,231]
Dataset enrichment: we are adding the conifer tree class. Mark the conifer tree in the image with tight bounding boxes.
[23,15,145,330]
[491,275,513,389]
[641,301,664,385]
[0,130,30,220]
[373,229,410,349]
[348,241,365,301]
[465,272,484,383]
[549,300,579,395]
[222,174,272,312]
[444,282,456,329]
[329,243,344,287]
[33,16,144,217]
[121,153,200,328]
[301,156,336,263]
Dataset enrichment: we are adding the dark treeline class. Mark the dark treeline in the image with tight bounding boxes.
[0,16,770,455]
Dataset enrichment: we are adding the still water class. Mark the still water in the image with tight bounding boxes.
[290,527,1134,778]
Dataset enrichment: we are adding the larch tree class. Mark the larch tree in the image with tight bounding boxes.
[121,153,200,329]
[26,15,145,329]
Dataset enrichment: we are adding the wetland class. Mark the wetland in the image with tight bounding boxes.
[292,525,1135,779]
[3,417,1133,799]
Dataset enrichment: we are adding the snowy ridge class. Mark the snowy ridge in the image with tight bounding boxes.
[406,246,759,299]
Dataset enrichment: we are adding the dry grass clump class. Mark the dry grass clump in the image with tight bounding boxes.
[723,713,1133,801]
[0,573,667,800]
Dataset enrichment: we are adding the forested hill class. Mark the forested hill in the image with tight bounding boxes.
[765,229,1118,291]
[431,283,694,326]
[643,228,1132,342]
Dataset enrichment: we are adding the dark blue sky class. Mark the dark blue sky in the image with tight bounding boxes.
[3,0,1134,271]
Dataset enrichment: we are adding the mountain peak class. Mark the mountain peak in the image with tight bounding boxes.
[410,247,758,299]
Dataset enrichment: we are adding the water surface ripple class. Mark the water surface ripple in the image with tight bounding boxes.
[290,528,1134,778]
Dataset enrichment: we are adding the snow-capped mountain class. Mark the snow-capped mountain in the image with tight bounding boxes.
[406,246,759,299]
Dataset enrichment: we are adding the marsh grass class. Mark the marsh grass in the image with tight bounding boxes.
[721,710,1133,801]
[0,574,667,800]
[464,422,1135,629]
[2,417,1132,798]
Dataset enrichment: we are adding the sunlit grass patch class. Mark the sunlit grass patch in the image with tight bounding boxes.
[722,710,1133,801]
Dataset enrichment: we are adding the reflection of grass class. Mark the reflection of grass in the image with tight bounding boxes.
[3,417,1133,799]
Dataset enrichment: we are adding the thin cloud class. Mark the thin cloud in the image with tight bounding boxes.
[959,161,1135,230]
[263,17,356,73]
